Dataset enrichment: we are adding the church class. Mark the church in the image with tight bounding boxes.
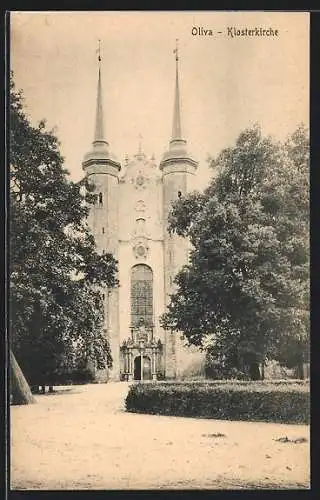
[82,45,205,381]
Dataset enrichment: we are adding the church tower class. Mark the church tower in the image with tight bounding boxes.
[160,41,198,378]
[82,47,121,381]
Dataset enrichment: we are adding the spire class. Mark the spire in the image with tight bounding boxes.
[159,40,198,172]
[171,39,183,142]
[93,40,107,145]
[82,40,121,174]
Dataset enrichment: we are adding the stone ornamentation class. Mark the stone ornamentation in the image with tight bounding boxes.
[133,238,149,259]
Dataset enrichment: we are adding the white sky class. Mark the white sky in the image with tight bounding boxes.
[10,11,309,191]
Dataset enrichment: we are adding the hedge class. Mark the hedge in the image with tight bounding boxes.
[139,379,309,386]
[125,381,309,424]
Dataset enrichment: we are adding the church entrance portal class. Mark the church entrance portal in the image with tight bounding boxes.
[134,355,152,381]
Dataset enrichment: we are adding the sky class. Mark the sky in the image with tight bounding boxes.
[10,11,309,191]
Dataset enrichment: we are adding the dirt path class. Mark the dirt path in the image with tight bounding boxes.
[10,383,310,490]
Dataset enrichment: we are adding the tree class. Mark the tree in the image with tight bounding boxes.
[9,74,118,388]
[268,124,309,377]
[161,124,309,379]
[10,350,36,405]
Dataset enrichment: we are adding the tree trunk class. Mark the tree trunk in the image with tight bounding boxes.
[296,361,304,380]
[10,351,36,405]
[249,361,261,381]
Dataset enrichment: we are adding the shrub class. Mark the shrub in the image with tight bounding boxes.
[204,357,248,380]
[40,366,96,386]
[125,381,309,424]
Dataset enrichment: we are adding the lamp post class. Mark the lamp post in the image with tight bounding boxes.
[139,339,145,382]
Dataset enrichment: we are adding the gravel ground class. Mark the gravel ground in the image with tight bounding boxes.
[10,383,310,490]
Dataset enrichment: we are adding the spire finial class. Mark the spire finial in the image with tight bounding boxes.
[97,39,102,63]
[174,38,179,62]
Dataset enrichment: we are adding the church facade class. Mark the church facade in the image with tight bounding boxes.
[82,48,205,381]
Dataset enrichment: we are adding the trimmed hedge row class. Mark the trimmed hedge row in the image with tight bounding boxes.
[125,382,309,424]
[141,379,309,386]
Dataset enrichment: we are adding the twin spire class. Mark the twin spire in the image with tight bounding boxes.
[89,39,191,164]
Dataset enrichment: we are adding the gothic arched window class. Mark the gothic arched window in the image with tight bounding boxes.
[131,264,153,327]
[98,192,103,205]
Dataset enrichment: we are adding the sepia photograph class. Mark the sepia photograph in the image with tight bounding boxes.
[9,10,309,490]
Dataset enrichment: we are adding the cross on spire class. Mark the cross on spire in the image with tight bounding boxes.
[173,38,179,62]
[97,39,102,63]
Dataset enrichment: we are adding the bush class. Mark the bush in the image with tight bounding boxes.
[141,379,309,386]
[125,381,309,424]
[205,358,248,380]
[38,366,96,387]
